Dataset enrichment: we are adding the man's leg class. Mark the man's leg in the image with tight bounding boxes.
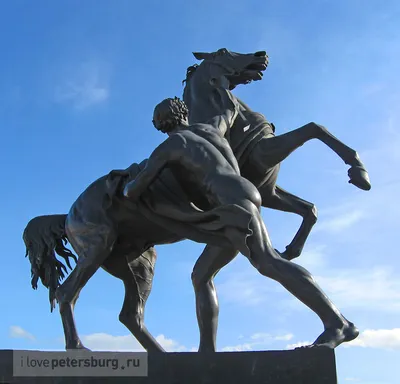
[240,200,359,348]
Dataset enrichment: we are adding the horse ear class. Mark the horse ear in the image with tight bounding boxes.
[193,52,212,60]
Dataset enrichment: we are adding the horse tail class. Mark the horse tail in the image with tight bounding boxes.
[23,214,78,312]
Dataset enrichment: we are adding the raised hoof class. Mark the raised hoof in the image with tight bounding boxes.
[348,165,371,191]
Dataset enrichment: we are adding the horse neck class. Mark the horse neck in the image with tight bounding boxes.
[183,74,259,124]
[183,81,220,123]
[235,95,254,113]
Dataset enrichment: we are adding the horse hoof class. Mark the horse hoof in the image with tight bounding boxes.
[348,165,371,191]
[66,346,91,352]
[66,343,91,351]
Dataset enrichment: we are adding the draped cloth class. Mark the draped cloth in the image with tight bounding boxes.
[106,161,253,256]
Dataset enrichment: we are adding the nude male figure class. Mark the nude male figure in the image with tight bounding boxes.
[122,84,359,350]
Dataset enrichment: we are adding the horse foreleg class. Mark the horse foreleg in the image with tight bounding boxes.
[261,122,371,190]
[117,248,165,353]
[191,245,238,352]
[55,225,116,350]
[261,185,317,261]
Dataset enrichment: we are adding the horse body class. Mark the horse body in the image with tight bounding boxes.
[65,175,179,254]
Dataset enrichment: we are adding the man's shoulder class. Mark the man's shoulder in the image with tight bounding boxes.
[165,131,194,147]
[190,122,212,130]
[172,129,198,140]
[188,123,223,137]
[171,129,213,147]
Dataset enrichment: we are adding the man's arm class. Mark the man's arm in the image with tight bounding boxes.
[123,136,180,201]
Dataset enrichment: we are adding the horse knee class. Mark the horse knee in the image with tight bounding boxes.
[119,306,143,330]
[308,204,318,224]
[307,122,327,136]
[55,285,72,306]
[119,312,142,330]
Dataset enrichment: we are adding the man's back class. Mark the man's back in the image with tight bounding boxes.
[144,128,246,212]
[166,129,237,179]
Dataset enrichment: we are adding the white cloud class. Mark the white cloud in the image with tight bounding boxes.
[313,121,400,237]
[314,209,366,234]
[287,328,400,352]
[218,270,275,307]
[55,62,109,110]
[250,332,293,342]
[347,328,400,350]
[9,326,35,341]
[155,334,187,352]
[296,244,328,271]
[219,261,400,314]
[344,378,361,382]
[273,333,294,341]
[221,332,294,352]
[314,267,400,312]
[221,343,253,352]
[217,261,294,308]
[81,332,186,352]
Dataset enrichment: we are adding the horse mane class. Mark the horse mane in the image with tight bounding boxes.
[182,64,199,85]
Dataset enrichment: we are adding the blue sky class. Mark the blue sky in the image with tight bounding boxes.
[1,0,399,382]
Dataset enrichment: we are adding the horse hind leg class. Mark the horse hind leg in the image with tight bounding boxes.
[55,224,117,350]
[104,247,165,353]
[261,185,317,261]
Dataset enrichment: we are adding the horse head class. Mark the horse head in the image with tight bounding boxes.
[186,48,268,89]
[183,48,268,122]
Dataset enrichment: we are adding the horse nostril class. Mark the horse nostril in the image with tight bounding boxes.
[255,51,266,57]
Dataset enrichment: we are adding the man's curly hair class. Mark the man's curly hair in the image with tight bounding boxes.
[152,97,189,133]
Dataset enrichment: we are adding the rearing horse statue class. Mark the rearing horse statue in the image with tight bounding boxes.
[183,48,370,352]
[22,48,370,354]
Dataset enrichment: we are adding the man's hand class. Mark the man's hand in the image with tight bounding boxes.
[103,169,132,210]
[107,169,130,180]
[106,169,129,194]
[123,180,141,201]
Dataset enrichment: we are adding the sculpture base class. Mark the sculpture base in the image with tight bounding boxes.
[0,347,337,383]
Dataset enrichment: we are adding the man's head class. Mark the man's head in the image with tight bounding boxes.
[152,97,189,134]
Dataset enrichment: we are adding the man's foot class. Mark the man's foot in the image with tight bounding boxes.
[312,321,359,349]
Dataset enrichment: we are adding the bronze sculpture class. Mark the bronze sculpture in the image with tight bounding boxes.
[23,48,370,353]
